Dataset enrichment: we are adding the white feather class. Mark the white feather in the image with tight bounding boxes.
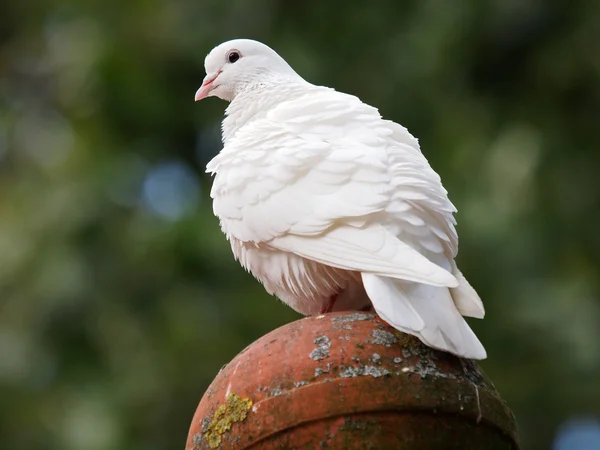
[362,273,487,359]
[271,226,458,287]
[450,263,485,319]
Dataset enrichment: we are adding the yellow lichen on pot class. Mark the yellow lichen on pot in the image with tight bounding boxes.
[204,393,253,448]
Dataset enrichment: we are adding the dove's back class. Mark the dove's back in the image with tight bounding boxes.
[208,82,486,360]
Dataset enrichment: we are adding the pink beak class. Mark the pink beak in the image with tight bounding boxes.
[195,71,221,101]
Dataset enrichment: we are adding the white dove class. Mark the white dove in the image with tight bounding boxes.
[195,39,486,360]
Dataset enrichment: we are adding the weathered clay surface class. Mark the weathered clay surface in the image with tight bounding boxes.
[186,312,520,449]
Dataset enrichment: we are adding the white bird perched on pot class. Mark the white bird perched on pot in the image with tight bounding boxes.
[195,39,487,360]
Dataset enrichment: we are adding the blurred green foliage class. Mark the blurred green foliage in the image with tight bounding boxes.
[1,0,599,449]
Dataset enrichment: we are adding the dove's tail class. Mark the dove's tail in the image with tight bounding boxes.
[361,265,486,360]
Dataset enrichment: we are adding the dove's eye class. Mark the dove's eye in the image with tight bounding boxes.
[227,51,240,64]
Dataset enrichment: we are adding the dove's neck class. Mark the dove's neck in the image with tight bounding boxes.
[222,78,312,142]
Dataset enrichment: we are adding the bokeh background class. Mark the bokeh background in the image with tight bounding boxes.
[1,0,600,449]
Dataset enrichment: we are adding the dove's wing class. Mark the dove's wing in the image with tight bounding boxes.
[272,226,456,287]
[208,88,458,288]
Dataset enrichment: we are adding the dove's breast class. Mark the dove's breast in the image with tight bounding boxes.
[207,134,368,315]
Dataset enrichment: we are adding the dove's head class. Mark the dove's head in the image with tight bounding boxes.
[195,39,300,102]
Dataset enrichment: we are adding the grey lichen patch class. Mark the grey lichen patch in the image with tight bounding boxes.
[414,358,452,379]
[331,312,371,324]
[370,330,398,347]
[339,366,362,378]
[460,358,486,385]
[310,335,332,361]
[205,384,217,399]
[393,357,403,364]
[371,353,381,363]
[193,432,203,447]
[294,380,308,388]
[269,387,283,397]
[364,366,390,377]
[203,393,253,449]
[399,359,458,380]
[341,416,379,432]
[200,417,211,433]
[315,362,333,377]
[315,336,330,345]
[407,345,427,357]
[339,365,390,378]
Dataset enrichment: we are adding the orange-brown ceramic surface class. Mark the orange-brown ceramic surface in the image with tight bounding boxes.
[186,312,519,449]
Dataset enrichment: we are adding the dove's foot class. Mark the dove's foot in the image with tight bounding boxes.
[320,293,339,314]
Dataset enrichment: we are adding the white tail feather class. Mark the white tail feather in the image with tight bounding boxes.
[450,263,485,319]
[362,273,487,360]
